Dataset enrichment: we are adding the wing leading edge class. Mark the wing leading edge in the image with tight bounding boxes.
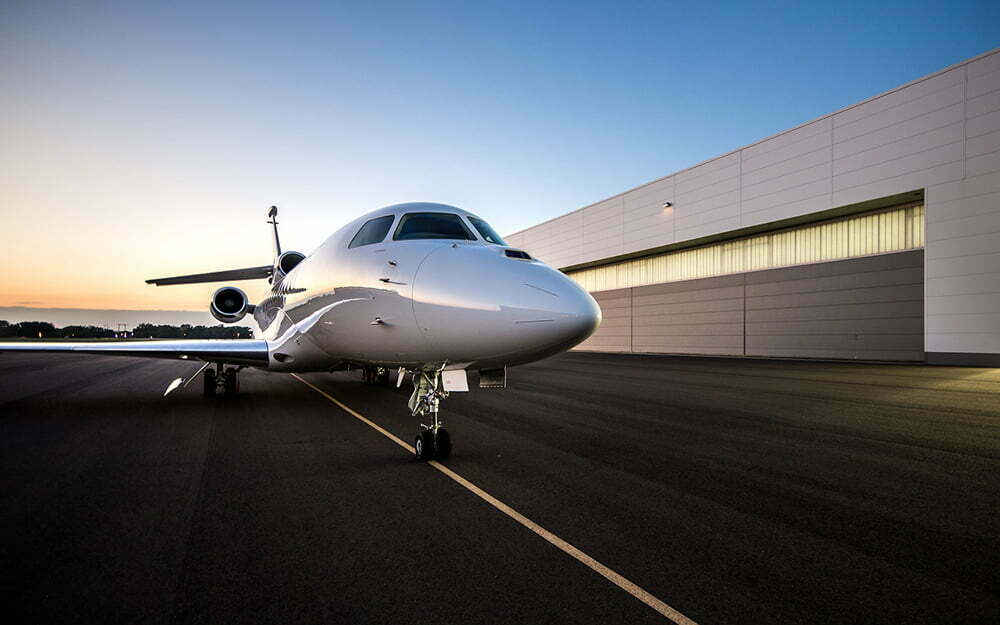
[0,339,269,366]
[145,265,272,286]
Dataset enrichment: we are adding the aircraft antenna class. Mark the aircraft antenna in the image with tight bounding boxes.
[267,205,282,258]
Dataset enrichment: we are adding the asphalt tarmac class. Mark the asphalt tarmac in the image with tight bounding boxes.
[1,351,998,625]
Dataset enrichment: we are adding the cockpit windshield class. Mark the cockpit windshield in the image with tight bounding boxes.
[467,216,507,245]
[393,212,477,241]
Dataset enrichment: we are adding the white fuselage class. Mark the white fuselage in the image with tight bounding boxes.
[254,203,601,373]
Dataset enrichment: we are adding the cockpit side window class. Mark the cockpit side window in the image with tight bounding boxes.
[348,215,395,248]
[467,216,507,245]
[393,212,477,241]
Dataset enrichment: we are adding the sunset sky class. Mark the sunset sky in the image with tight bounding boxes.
[2,1,997,314]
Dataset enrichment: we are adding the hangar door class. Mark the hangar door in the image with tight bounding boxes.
[744,250,923,361]
[576,250,924,361]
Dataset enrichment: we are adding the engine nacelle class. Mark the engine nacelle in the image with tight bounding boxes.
[273,250,306,283]
[210,286,252,323]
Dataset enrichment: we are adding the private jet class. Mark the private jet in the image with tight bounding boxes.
[0,203,601,460]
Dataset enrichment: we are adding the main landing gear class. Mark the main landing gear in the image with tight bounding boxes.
[408,369,451,461]
[203,363,240,397]
[361,366,390,385]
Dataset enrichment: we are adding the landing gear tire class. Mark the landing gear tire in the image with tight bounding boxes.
[375,367,389,385]
[414,430,435,461]
[414,428,450,461]
[203,369,216,397]
[433,428,451,460]
[223,368,239,396]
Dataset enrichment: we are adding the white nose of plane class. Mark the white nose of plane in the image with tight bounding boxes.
[412,245,601,366]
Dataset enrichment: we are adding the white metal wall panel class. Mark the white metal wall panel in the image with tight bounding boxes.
[966,109,1000,140]
[580,197,623,264]
[835,121,966,180]
[833,105,964,163]
[831,72,965,142]
[741,177,831,218]
[829,69,967,208]
[740,117,833,229]
[967,52,1000,99]
[923,51,1000,355]
[544,211,584,269]
[623,176,675,255]
[832,141,964,195]
[965,59,1000,186]
[505,231,526,249]
[674,153,741,241]
[742,117,831,169]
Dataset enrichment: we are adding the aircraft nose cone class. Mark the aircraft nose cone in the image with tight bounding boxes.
[411,245,601,365]
[518,274,601,350]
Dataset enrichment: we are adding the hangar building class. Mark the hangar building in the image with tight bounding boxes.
[506,48,1000,366]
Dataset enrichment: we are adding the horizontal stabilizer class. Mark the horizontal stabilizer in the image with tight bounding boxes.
[146,265,272,286]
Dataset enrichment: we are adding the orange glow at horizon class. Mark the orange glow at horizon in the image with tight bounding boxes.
[1,180,290,312]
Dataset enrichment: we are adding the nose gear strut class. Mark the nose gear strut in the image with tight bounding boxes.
[409,368,451,461]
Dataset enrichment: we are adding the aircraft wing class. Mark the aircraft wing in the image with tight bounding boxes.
[145,265,273,286]
[0,339,269,366]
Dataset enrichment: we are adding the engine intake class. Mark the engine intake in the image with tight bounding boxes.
[273,250,305,282]
[210,286,251,323]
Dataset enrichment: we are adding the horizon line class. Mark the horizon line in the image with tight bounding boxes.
[0,305,206,313]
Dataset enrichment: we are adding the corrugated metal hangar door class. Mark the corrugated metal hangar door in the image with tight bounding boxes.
[744,251,924,361]
[578,288,631,352]
[631,274,745,356]
[575,250,924,361]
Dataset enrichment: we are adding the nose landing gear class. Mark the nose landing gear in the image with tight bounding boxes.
[409,369,451,461]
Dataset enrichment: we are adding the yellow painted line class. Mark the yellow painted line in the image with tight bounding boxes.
[291,373,699,625]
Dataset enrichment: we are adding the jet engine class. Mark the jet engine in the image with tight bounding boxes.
[273,250,306,283]
[210,286,252,323]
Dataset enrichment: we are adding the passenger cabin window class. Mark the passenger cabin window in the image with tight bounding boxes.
[393,212,476,241]
[348,215,395,248]
[467,216,507,245]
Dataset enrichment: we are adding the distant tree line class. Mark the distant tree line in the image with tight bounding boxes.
[132,323,253,339]
[0,320,252,339]
[0,321,107,338]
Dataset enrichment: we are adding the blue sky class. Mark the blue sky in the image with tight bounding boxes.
[1,0,997,310]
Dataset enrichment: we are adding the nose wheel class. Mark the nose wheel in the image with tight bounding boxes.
[409,369,452,461]
[414,428,451,461]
